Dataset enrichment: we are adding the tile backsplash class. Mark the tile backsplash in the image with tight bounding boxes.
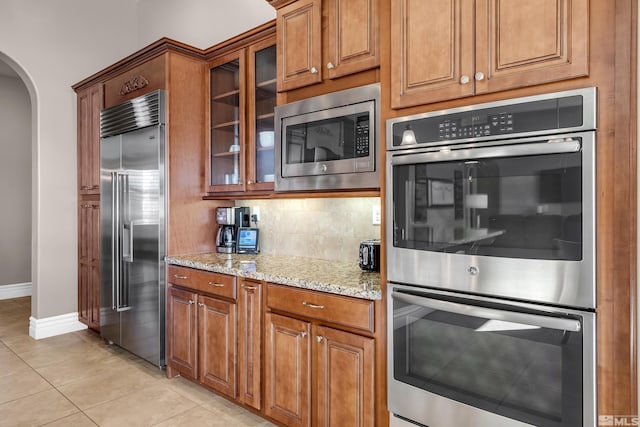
[236,198,381,262]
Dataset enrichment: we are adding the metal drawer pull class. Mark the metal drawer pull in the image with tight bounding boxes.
[241,285,257,290]
[198,302,204,307]
[316,336,323,342]
[188,300,194,305]
[174,274,188,279]
[209,282,225,287]
[302,301,324,309]
[299,331,307,338]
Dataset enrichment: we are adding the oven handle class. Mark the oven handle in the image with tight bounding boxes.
[392,291,581,332]
[390,139,581,165]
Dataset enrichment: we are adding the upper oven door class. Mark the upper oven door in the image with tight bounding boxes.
[386,131,596,308]
[279,100,375,178]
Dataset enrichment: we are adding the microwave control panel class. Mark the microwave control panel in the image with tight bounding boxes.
[355,117,370,157]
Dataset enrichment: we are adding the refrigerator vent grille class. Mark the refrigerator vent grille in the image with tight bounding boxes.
[100,90,165,138]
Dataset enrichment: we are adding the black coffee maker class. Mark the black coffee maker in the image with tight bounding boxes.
[215,207,250,253]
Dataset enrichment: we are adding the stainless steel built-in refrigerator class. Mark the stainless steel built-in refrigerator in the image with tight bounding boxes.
[100,90,166,367]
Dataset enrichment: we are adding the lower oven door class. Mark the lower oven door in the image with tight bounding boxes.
[387,284,596,427]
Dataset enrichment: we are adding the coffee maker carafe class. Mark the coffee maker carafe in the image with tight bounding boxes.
[215,207,250,253]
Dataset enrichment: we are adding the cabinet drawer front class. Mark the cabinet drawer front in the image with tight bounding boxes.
[266,284,374,333]
[168,265,236,300]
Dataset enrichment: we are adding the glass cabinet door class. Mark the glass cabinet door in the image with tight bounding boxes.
[248,41,276,191]
[210,52,244,190]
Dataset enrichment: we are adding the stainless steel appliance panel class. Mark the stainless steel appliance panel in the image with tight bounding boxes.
[100,90,166,368]
[100,134,121,346]
[387,284,596,427]
[119,125,165,366]
[274,83,380,191]
[386,131,596,309]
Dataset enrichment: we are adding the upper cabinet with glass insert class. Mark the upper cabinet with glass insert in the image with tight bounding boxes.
[207,34,277,194]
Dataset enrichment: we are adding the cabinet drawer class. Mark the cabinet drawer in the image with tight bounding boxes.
[266,284,374,333]
[168,265,236,300]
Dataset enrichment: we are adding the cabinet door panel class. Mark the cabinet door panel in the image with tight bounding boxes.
[316,326,374,427]
[326,0,379,79]
[238,281,262,409]
[167,287,198,379]
[78,201,100,329]
[475,0,588,94]
[391,0,474,108]
[265,313,311,427]
[89,201,100,328]
[77,84,103,194]
[277,0,322,91]
[208,50,245,192]
[199,295,237,398]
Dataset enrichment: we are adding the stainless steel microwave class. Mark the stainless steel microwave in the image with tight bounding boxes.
[274,83,380,192]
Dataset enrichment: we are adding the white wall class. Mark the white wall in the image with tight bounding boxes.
[0,0,275,320]
[137,0,275,49]
[0,75,31,286]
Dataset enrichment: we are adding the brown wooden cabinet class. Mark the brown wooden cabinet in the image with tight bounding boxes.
[274,0,379,91]
[238,279,263,409]
[265,284,375,427]
[78,200,100,330]
[316,326,374,427]
[74,40,224,329]
[264,312,312,427]
[77,83,103,195]
[199,294,237,398]
[207,36,277,194]
[167,286,199,379]
[76,82,103,331]
[391,0,589,108]
[166,266,238,399]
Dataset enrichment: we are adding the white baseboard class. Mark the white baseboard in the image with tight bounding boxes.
[29,312,88,340]
[0,282,32,300]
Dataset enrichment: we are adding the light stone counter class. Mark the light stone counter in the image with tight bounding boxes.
[165,253,381,300]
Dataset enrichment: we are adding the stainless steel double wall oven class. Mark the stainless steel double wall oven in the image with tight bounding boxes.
[385,88,597,427]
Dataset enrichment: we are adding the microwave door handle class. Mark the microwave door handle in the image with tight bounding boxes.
[391,139,581,166]
[392,291,581,332]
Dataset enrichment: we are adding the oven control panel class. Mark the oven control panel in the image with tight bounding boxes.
[438,113,514,140]
[389,87,596,148]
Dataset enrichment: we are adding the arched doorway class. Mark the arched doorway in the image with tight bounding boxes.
[0,53,36,321]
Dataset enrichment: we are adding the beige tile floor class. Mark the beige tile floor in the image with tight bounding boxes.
[0,297,275,426]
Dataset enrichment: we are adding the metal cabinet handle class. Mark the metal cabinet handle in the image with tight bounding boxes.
[188,300,195,305]
[310,66,318,74]
[209,282,225,287]
[327,62,334,69]
[460,75,470,84]
[247,180,253,185]
[302,301,325,309]
[299,331,307,338]
[174,274,188,279]
[475,71,485,81]
[241,284,257,290]
[198,302,204,307]
[316,335,323,342]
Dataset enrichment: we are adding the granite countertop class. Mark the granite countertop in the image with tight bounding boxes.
[165,253,381,300]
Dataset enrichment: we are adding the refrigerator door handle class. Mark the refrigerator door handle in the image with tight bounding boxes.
[122,174,134,263]
[111,171,119,310]
[116,172,132,312]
